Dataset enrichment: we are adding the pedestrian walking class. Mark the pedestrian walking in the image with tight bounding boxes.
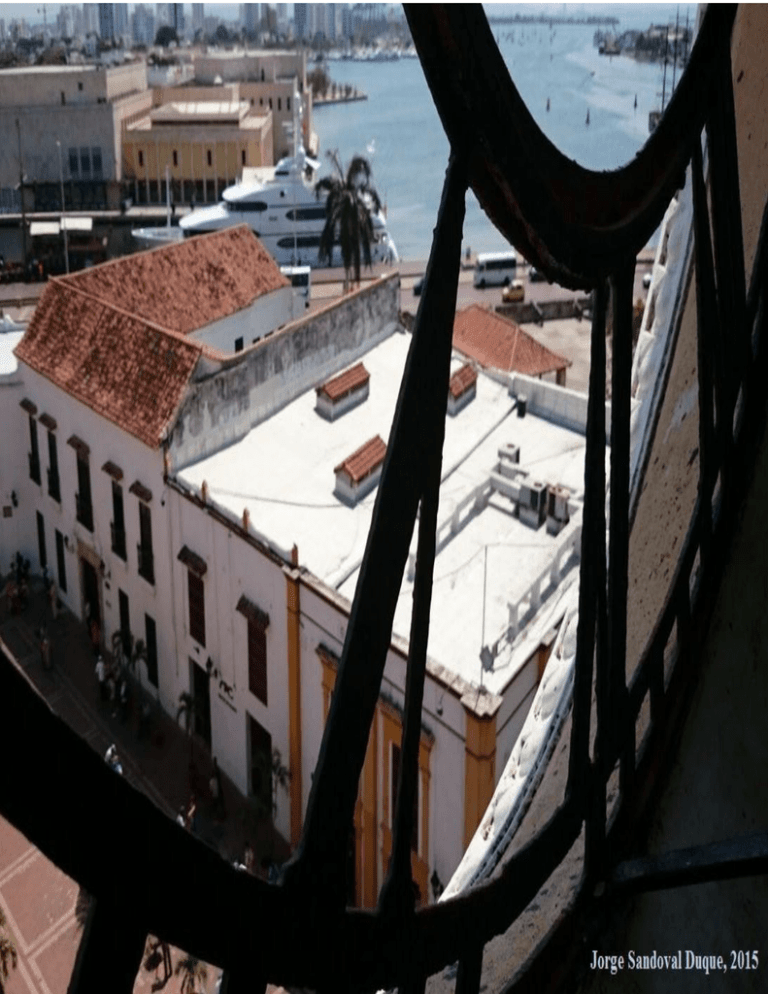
[187,794,198,835]
[105,744,123,775]
[39,627,51,671]
[243,842,255,874]
[90,617,101,657]
[95,655,107,701]
[118,675,129,722]
[209,757,226,821]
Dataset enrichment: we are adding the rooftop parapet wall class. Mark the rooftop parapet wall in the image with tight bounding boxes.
[509,372,613,440]
[168,274,401,470]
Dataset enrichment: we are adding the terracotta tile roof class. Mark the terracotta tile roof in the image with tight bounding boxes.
[60,227,289,337]
[334,435,387,484]
[449,363,477,399]
[316,362,370,401]
[453,305,570,377]
[15,281,201,449]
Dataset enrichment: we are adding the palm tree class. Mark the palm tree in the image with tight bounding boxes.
[0,908,17,994]
[174,953,208,994]
[315,150,382,291]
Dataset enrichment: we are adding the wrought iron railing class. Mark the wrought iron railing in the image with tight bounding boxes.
[1,6,767,994]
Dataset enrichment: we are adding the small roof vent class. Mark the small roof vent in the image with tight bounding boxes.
[316,362,370,420]
[334,434,386,505]
[447,363,477,416]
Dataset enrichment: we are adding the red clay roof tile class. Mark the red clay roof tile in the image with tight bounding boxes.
[316,362,370,401]
[449,363,477,399]
[334,435,387,484]
[453,305,570,377]
[60,227,288,337]
[15,282,201,449]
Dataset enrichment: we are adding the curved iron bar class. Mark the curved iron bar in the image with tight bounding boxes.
[405,5,735,288]
[0,5,762,994]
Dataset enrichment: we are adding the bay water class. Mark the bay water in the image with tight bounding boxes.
[313,6,695,261]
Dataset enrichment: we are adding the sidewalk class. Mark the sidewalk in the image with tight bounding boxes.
[0,575,290,873]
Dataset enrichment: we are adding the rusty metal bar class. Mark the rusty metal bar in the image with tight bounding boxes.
[608,265,635,805]
[706,37,747,444]
[691,141,719,562]
[612,830,768,895]
[455,945,484,994]
[284,148,472,913]
[68,897,146,994]
[568,282,607,802]
[380,149,469,922]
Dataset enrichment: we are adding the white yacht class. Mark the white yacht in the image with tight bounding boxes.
[177,148,399,268]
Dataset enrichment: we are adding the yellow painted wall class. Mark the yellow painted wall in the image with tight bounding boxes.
[463,710,497,850]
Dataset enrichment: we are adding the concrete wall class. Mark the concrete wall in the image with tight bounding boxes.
[509,372,612,439]
[497,296,591,325]
[169,274,401,469]
[0,103,117,188]
[0,66,109,107]
[123,112,273,199]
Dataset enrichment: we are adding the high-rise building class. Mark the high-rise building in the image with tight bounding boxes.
[98,3,115,41]
[155,4,172,29]
[133,4,156,45]
[172,3,185,36]
[192,4,205,35]
[114,3,129,41]
[244,4,261,37]
[294,3,307,41]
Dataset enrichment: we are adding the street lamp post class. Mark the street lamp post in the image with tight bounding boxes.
[56,140,69,274]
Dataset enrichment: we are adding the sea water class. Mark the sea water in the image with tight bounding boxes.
[313,6,695,260]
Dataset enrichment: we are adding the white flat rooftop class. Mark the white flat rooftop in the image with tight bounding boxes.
[178,329,593,692]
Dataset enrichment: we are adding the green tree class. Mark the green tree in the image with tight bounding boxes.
[0,907,17,994]
[174,954,208,994]
[315,151,382,290]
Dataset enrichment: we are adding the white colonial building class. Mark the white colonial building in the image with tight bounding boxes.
[1,228,595,907]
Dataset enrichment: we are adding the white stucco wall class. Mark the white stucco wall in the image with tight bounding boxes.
[189,286,294,354]
[166,487,293,842]
[0,328,30,574]
[12,365,169,699]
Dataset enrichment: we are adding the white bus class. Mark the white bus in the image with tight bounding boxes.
[473,251,517,288]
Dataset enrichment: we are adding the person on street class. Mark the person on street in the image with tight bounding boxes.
[105,744,123,775]
[209,757,226,821]
[39,627,51,671]
[95,655,107,701]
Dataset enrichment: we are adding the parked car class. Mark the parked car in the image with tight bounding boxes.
[528,265,547,282]
[413,276,424,296]
[502,279,525,303]
[643,271,653,289]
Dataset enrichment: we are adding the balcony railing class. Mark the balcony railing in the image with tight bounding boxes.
[137,542,154,585]
[28,451,41,485]
[47,466,60,503]
[111,522,127,561]
[75,492,94,532]
[1,7,768,994]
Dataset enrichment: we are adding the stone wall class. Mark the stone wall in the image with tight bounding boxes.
[168,274,401,469]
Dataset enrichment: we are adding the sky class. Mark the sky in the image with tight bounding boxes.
[0,3,698,31]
